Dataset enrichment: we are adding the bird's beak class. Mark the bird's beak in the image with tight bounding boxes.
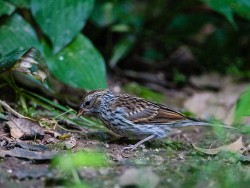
[76,108,87,117]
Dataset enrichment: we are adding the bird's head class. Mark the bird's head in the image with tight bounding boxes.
[76,89,111,117]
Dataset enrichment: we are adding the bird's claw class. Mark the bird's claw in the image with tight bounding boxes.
[122,144,140,152]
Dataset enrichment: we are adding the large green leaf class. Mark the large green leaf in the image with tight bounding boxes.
[109,35,135,68]
[0,14,40,55]
[31,0,94,54]
[47,34,107,89]
[0,1,15,17]
[6,0,30,8]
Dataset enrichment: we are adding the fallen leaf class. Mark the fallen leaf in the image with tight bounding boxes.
[192,137,244,155]
[119,167,159,188]
[184,81,248,125]
[6,117,45,139]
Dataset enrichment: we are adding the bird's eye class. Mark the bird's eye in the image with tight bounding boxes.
[85,100,91,106]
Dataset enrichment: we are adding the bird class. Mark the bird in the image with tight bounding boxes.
[77,89,235,151]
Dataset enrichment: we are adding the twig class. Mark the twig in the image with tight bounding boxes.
[53,109,74,120]
[56,124,88,135]
[0,100,26,119]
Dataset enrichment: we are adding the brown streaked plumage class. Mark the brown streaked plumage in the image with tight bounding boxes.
[77,89,233,151]
[111,94,186,124]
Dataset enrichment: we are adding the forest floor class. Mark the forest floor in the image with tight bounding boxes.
[0,73,250,188]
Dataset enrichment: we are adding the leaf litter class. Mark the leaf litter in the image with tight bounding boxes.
[192,136,245,155]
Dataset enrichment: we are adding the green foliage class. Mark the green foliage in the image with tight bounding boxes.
[90,0,143,29]
[110,35,135,67]
[6,0,30,8]
[0,48,47,84]
[0,14,41,54]
[48,34,106,89]
[52,151,108,171]
[235,87,250,123]
[0,0,106,90]
[52,151,108,187]
[173,69,187,85]
[202,0,237,27]
[0,1,15,17]
[179,160,250,188]
[203,0,250,27]
[123,83,164,103]
[0,49,26,73]
[31,0,94,53]
[1,0,250,89]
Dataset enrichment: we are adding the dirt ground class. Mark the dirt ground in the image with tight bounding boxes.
[0,119,249,188]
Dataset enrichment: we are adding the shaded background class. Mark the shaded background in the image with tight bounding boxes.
[1,0,250,90]
[1,0,250,124]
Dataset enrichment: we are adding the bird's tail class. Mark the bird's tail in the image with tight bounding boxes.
[170,119,238,130]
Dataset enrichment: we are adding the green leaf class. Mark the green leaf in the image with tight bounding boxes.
[6,0,30,8]
[0,1,15,17]
[31,0,94,54]
[110,35,135,67]
[47,34,107,89]
[90,1,116,27]
[0,48,48,83]
[203,0,250,23]
[91,0,142,30]
[230,0,250,20]
[202,0,236,28]
[235,87,250,123]
[0,13,40,55]
[0,49,26,73]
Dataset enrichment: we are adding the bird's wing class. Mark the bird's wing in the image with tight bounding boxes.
[113,94,187,124]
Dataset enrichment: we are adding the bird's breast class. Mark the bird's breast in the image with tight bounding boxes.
[98,111,169,139]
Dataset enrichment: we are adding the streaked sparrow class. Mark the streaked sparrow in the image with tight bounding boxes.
[77,89,231,151]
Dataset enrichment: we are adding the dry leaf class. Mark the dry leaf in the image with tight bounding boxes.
[192,137,244,155]
[13,47,48,82]
[184,80,248,125]
[6,117,45,139]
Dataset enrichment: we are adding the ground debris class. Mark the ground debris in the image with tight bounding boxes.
[5,117,45,139]
[192,136,245,155]
[0,147,58,160]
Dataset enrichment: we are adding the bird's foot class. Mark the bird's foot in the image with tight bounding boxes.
[122,144,141,152]
[122,135,156,152]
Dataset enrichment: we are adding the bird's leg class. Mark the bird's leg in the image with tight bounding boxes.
[122,134,156,151]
